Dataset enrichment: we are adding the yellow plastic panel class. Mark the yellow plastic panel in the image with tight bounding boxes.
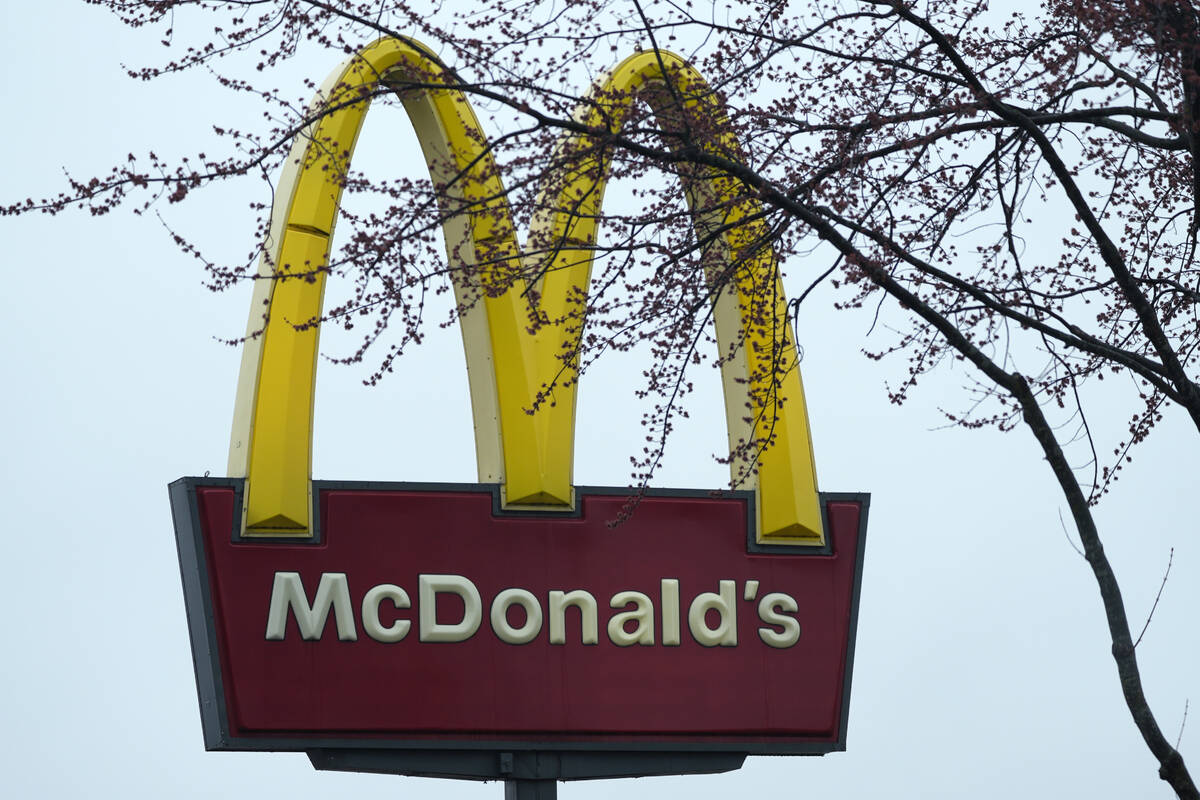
[415,66,574,507]
[229,37,822,543]
[235,40,438,535]
[244,228,330,532]
[527,49,824,542]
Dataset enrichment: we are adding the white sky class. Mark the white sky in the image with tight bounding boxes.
[1,2,1196,798]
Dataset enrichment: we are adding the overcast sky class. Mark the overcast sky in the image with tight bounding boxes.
[2,2,1197,798]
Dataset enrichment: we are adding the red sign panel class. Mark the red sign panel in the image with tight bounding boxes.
[170,479,867,754]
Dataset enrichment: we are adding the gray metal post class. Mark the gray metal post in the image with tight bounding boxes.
[504,779,557,800]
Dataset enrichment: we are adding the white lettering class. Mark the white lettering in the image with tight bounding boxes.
[757,592,800,648]
[548,590,598,645]
[608,591,655,646]
[688,580,737,647]
[265,572,357,641]
[362,583,411,643]
[262,571,797,650]
[660,579,680,646]
[418,574,482,642]
[491,588,543,644]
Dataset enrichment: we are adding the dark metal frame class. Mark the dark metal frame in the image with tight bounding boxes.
[169,476,869,780]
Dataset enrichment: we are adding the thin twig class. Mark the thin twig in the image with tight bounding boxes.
[1134,547,1174,649]
[1179,700,1190,751]
[1059,508,1085,557]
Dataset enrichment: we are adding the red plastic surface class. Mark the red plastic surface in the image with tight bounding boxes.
[195,487,862,744]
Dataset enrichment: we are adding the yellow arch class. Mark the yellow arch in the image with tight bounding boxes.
[227,37,823,544]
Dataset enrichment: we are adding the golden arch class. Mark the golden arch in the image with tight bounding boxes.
[227,37,823,544]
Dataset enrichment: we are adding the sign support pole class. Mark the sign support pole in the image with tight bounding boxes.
[505,779,557,800]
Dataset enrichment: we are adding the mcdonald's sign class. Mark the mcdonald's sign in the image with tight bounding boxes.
[169,37,868,776]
